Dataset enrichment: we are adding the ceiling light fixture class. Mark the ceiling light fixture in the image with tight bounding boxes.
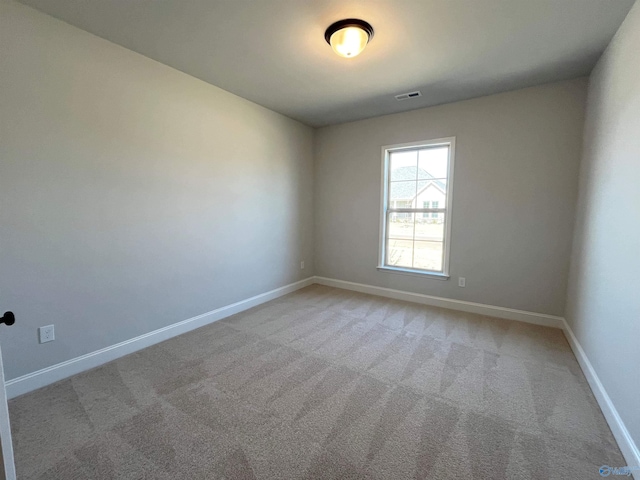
[324,19,374,58]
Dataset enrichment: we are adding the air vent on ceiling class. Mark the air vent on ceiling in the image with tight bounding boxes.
[395,90,422,101]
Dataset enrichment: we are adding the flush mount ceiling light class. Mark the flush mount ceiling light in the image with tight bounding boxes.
[324,18,374,58]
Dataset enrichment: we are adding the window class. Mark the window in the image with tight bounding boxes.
[430,201,439,218]
[422,201,440,218]
[379,138,455,277]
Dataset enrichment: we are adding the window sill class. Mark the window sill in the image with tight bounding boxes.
[376,266,450,280]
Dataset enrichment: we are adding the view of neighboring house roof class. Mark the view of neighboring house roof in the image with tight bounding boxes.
[390,166,446,201]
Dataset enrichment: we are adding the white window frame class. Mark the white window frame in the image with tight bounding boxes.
[377,137,456,279]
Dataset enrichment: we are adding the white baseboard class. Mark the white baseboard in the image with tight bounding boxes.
[5,276,315,399]
[313,276,564,328]
[6,273,637,475]
[562,319,640,475]
[316,276,639,474]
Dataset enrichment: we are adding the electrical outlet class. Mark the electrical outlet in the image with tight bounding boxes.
[39,325,55,344]
[458,277,466,287]
[300,261,305,269]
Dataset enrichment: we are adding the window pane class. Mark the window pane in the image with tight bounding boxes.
[417,178,447,198]
[414,241,444,271]
[387,239,414,268]
[389,181,416,207]
[390,150,418,181]
[418,147,449,179]
[415,212,445,241]
[387,212,415,240]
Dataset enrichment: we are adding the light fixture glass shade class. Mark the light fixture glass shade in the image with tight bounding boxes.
[329,26,369,58]
[325,19,373,58]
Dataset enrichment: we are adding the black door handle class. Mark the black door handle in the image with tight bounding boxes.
[1,312,15,326]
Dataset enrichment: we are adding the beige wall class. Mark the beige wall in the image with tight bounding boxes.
[566,1,640,453]
[315,79,588,316]
[0,0,314,380]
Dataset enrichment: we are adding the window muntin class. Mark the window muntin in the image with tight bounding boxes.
[380,139,454,276]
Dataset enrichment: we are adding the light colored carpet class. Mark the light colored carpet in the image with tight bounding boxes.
[9,285,623,479]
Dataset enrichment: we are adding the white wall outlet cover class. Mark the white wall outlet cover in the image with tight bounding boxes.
[458,277,466,287]
[38,325,55,344]
[301,261,305,269]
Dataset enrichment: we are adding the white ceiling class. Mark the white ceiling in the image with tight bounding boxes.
[18,0,634,127]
